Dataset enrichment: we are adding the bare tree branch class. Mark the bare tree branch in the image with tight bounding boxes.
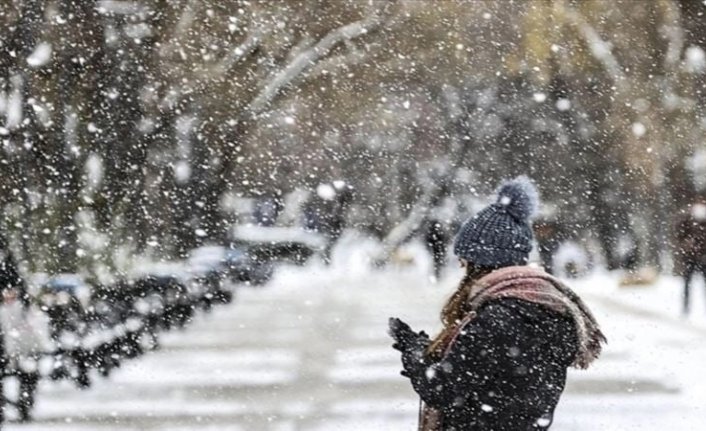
[159,27,268,111]
[174,0,200,35]
[305,45,369,78]
[247,5,395,116]
[208,27,267,79]
[563,4,628,90]
[659,0,684,73]
[305,11,410,80]
[374,86,468,265]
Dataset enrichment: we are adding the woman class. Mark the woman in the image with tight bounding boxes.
[389,177,605,430]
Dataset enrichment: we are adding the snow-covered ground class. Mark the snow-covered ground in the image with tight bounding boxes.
[6,239,706,430]
[555,271,706,430]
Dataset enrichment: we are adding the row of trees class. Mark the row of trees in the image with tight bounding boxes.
[0,0,401,274]
[2,0,706,275]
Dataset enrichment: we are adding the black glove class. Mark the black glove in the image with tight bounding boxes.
[389,317,424,350]
[388,317,431,355]
[389,317,431,377]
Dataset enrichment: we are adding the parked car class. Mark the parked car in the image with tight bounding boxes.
[224,247,274,286]
[36,274,90,341]
[188,245,274,286]
[230,225,326,266]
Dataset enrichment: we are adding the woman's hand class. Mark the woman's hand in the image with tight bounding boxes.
[388,317,429,350]
[389,317,415,350]
[389,317,431,380]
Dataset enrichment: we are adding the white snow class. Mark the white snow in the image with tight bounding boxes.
[26,42,52,68]
[554,240,590,277]
[7,243,706,430]
[632,121,646,137]
[556,98,571,111]
[97,1,149,15]
[124,23,152,39]
[687,148,706,191]
[532,92,547,103]
[0,302,51,359]
[6,76,23,129]
[686,45,706,73]
[85,153,104,189]
[187,245,225,271]
[315,183,336,200]
[692,203,706,220]
[231,225,326,249]
[174,160,191,183]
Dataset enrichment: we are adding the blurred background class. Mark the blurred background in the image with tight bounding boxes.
[2,0,706,429]
[4,0,706,274]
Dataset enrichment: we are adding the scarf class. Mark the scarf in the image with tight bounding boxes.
[419,266,606,431]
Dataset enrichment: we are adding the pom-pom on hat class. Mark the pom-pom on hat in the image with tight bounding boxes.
[454,176,539,268]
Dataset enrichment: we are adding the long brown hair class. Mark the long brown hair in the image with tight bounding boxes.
[427,262,496,357]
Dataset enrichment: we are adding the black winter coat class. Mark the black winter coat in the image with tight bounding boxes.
[403,298,579,431]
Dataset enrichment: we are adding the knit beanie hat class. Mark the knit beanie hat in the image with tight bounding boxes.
[454,176,539,268]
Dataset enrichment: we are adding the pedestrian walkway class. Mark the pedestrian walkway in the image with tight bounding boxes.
[6,265,706,430]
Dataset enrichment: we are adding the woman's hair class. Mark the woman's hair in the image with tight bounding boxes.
[427,262,497,357]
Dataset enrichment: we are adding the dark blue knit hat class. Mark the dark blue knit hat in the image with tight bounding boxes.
[454,176,539,267]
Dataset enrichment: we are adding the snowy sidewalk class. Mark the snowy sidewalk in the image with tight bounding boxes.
[6,265,706,430]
